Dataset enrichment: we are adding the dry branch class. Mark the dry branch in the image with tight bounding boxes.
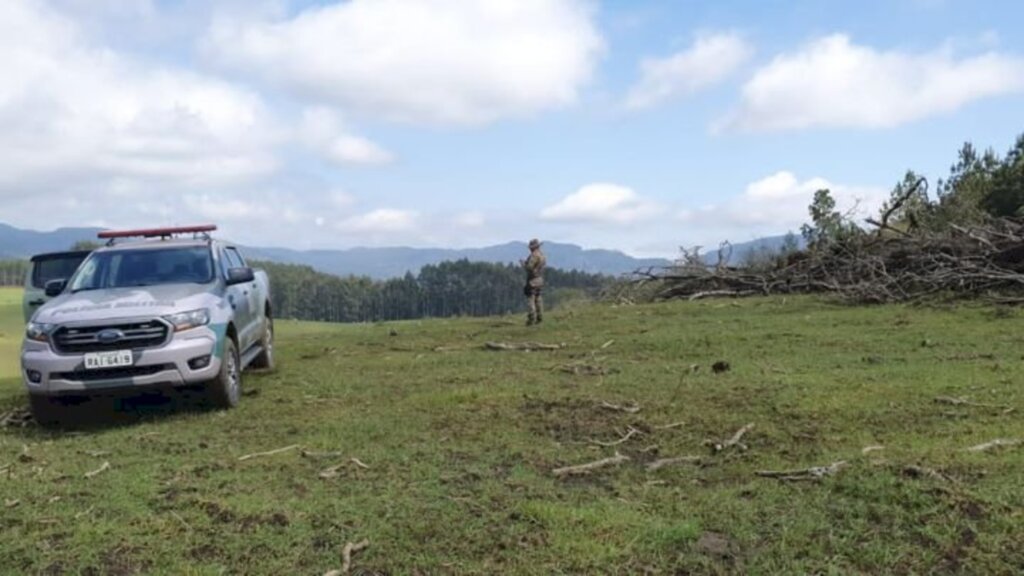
[655,421,686,430]
[861,445,885,455]
[553,452,630,477]
[965,438,1021,452]
[238,444,301,461]
[902,464,953,483]
[484,341,564,351]
[707,423,754,453]
[646,456,702,471]
[324,539,370,576]
[589,427,640,447]
[756,461,847,482]
[84,461,110,479]
[934,396,1013,412]
[598,400,641,414]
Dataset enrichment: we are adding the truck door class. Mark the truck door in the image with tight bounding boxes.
[221,246,256,350]
[23,250,91,322]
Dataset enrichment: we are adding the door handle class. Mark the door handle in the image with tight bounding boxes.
[29,299,45,306]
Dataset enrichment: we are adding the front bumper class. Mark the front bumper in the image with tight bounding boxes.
[21,327,221,396]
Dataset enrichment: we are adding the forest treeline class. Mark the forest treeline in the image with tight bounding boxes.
[255,259,611,322]
[1,255,612,323]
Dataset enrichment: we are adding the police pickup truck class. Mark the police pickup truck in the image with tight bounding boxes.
[21,225,273,424]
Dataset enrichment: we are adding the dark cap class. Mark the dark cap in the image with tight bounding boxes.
[528,238,542,249]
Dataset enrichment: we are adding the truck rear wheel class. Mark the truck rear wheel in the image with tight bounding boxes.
[250,316,275,370]
[29,394,65,427]
[205,338,241,409]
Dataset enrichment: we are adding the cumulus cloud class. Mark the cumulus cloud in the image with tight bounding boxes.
[721,34,1024,131]
[204,0,604,126]
[0,0,280,203]
[679,171,887,236]
[541,183,659,225]
[340,209,419,233]
[299,107,393,166]
[626,32,753,109]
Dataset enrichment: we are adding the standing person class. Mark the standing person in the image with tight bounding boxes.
[521,238,546,326]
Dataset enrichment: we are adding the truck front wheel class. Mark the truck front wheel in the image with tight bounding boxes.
[205,338,241,409]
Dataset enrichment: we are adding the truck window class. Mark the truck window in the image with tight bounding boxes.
[30,253,90,289]
[226,247,246,268]
[68,247,214,291]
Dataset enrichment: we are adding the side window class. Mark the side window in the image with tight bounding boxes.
[219,248,233,278]
[226,247,247,268]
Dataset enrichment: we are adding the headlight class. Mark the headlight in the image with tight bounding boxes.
[163,308,210,332]
[26,322,56,342]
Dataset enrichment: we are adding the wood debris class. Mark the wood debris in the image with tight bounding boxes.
[84,461,110,479]
[301,450,345,459]
[861,445,885,455]
[1,408,34,428]
[598,400,641,414]
[484,341,565,352]
[4,499,20,508]
[902,464,953,483]
[646,456,702,472]
[589,427,640,447]
[552,452,630,478]
[238,444,301,461]
[655,421,686,430]
[324,539,370,575]
[934,396,1014,413]
[706,423,754,453]
[319,458,371,479]
[965,438,1021,452]
[600,340,615,349]
[756,461,847,482]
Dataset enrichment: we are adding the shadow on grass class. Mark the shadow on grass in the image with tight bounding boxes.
[1,385,220,436]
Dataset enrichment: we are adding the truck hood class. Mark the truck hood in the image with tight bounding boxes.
[36,283,218,324]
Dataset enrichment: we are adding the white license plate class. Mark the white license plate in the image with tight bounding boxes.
[84,350,134,370]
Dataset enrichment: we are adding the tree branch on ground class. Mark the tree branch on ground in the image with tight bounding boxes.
[552,452,630,477]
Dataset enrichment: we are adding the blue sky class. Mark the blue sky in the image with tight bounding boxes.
[0,0,1022,257]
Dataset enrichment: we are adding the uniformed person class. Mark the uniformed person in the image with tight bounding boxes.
[521,238,546,326]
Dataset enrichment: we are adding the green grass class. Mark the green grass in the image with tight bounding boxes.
[0,287,25,380]
[2,293,1023,574]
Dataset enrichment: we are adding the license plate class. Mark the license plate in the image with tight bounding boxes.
[84,350,134,370]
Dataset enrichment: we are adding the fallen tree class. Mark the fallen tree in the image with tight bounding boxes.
[633,179,1024,304]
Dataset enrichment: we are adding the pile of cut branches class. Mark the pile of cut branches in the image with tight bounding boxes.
[635,181,1024,304]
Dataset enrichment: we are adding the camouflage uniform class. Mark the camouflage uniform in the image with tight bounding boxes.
[523,239,546,325]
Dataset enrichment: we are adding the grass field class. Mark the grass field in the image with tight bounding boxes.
[1,289,1023,574]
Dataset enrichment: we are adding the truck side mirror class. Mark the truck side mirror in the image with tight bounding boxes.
[44,279,66,297]
[226,267,255,285]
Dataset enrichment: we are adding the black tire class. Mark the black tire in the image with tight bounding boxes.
[250,315,275,371]
[29,394,65,427]
[205,338,241,409]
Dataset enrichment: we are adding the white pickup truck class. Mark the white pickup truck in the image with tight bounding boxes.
[21,225,273,424]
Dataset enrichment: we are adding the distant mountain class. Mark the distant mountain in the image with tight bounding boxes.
[0,222,669,279]
[701,234,804,266]
[0,223,104,258]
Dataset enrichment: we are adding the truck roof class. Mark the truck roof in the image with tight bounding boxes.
[94,238,217,252]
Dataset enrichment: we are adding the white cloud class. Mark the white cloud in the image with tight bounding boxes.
[0,0,280,197]
[299,107,393,166]
[722,34,1024,131]
[626,32,753,109]
[541,183,659,225]
[679,171,887,236]
[204,0,604,126]
[454,211,486,228]
[340,209,419,233]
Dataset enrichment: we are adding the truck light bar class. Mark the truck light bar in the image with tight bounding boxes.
[98,225,217,242]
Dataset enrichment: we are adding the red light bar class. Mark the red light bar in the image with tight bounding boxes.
[97,224,217,239]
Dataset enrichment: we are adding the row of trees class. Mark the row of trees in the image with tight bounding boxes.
[0,260,28,287]
[258,259,611,323]
[0,255,612,322]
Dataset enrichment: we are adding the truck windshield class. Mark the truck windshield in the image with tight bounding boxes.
[68,247,215,292]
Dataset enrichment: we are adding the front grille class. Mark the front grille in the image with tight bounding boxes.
[52,363,175,383]
[52,321,170,354]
